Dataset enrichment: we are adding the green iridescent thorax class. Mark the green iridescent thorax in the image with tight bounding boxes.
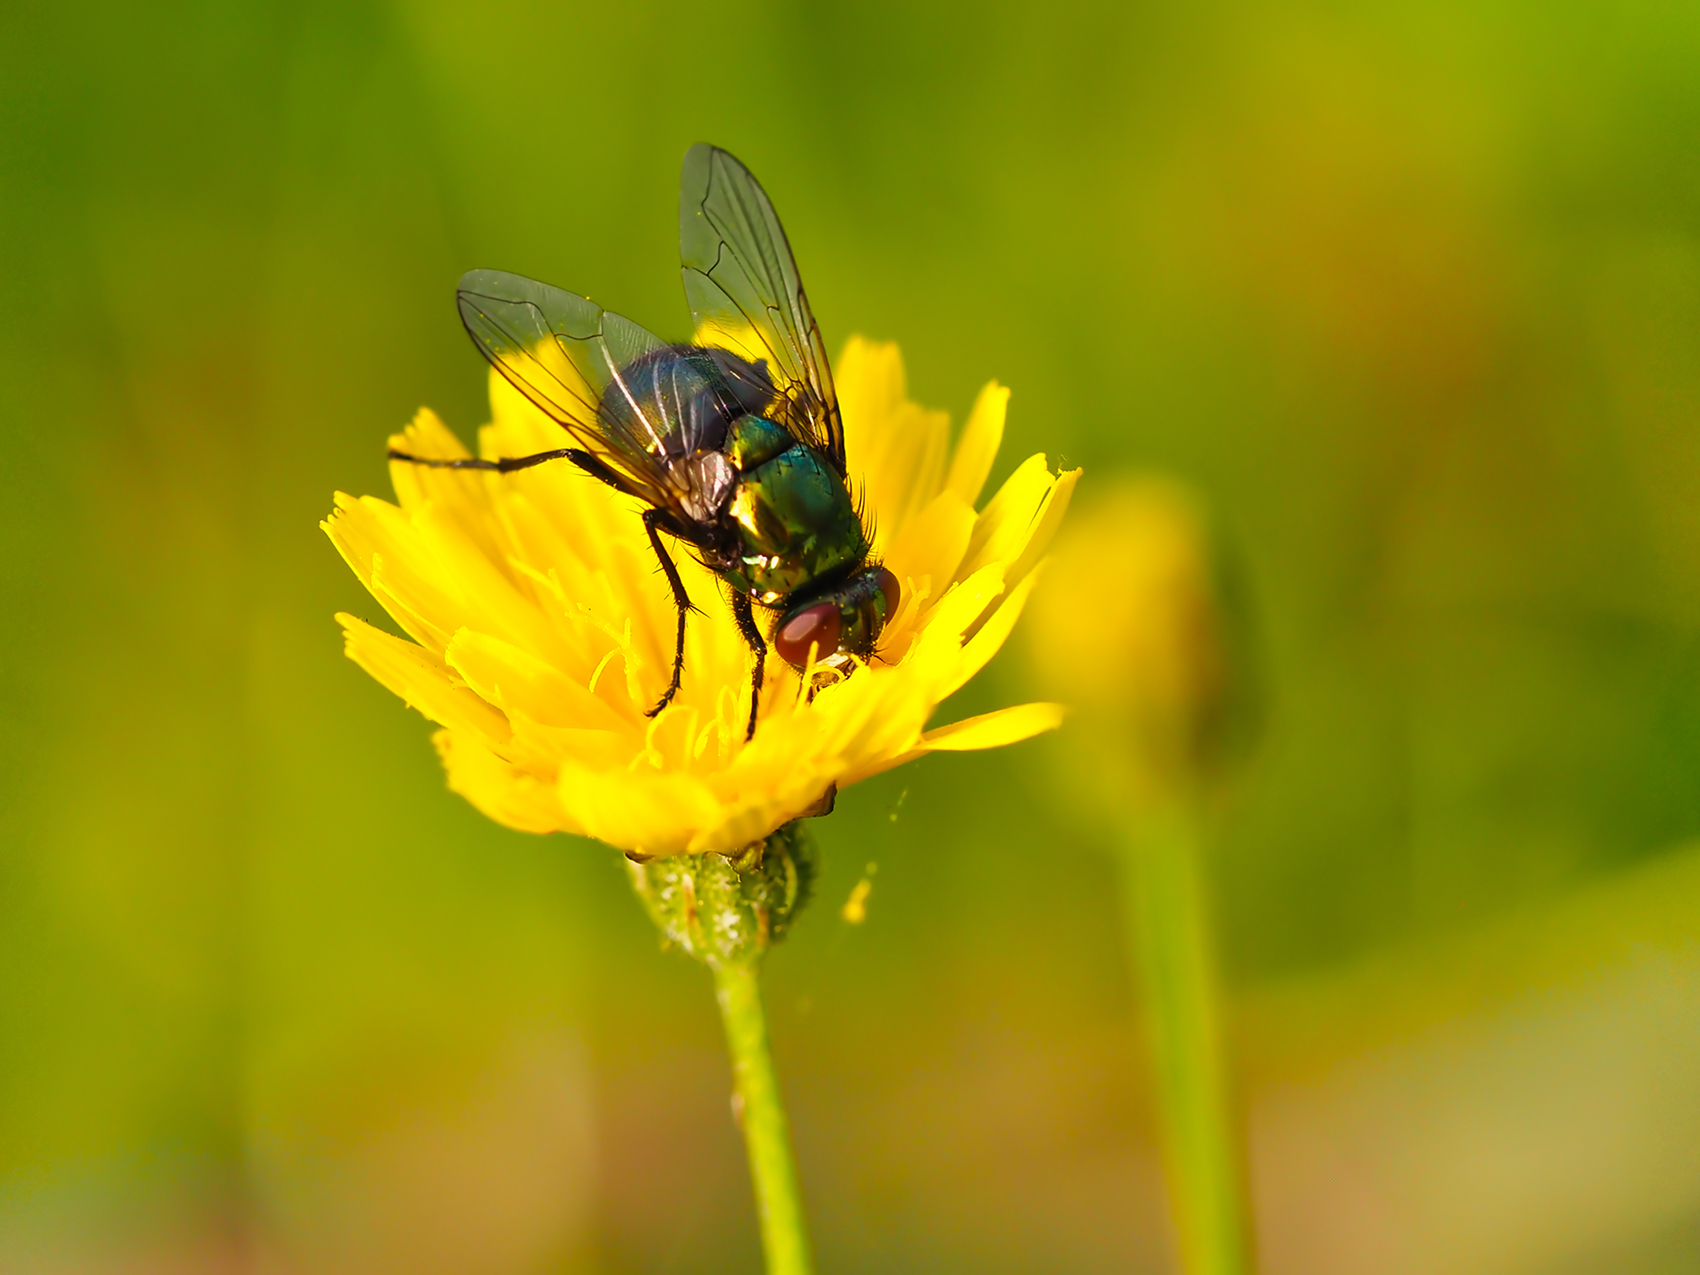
[724,414,793,472]
[721,417,868,604]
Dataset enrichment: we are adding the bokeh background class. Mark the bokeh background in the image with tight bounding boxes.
[5,0,1700,1271]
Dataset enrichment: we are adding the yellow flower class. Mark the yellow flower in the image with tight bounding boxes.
[324,338,1079,857]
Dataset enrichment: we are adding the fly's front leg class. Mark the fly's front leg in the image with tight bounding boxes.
[643,508,692,718]
[731,591,766,741]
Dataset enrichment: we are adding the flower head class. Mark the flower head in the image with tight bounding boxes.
[325,338,1078,857]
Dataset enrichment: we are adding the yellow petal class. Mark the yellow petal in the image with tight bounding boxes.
[406,500,574,665]
[322,492,376,588]
[556,761,723,855]
[914,563,1007,651]
[945,381,1007,507]
[839,339,950,543]
[388,407,471,464]
[386,410,495,550]
[957,453,1056,583]
[1004,466,1082,592]
[923,701,1067,751]
[486,362,579,450]
[505,712,628,780]
[841,700,1065,785]
[947,569,1044,698]
[323,495,459,651]
[435,729,579,835]
[338,614,512,745]
[879,489,976,639]
[444,628,629,732]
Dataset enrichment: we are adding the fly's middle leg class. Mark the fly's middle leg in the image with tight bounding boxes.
[731,591,766,741]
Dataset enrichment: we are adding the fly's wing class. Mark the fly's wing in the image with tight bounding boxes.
[457,269,726,509]
[679,145,846,474]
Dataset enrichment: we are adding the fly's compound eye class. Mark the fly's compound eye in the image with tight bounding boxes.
[775,602,842,668]
[874,567,900,620]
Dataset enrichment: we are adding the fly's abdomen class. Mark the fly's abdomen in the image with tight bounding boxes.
[600,345,776,460]
[724,444,868,603]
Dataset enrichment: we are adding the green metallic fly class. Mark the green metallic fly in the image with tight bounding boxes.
[389,145,897,740]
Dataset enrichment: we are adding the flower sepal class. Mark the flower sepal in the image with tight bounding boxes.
[627,823,817,968]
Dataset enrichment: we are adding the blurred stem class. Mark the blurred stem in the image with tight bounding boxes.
[1118,806,1254,1275]
[713,958,815,1275]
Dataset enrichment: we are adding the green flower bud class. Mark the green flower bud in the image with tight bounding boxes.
[626,823,817,968]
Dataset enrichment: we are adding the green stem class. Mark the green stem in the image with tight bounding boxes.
[1118,807,1254,1275]
[713,958,815,1275]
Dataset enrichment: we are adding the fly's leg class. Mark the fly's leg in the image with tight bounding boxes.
[643,507,692,718]
[731,591,766,741]
[393,445,694,718]
[387,446,579,473]
[389,445,639,491]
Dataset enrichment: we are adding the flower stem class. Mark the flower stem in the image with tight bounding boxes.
[1117,807,1254,1275]
[713,958,815,1275]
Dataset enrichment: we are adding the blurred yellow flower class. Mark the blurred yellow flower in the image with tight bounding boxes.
[1026,476,1227,813]
[324,338,1078,857]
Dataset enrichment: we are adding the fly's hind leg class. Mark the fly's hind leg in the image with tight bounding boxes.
[642,508,692,718]
[731,591,766,741]
[387,446,580,473]
[395,444,695,718]
[389,444,638,490]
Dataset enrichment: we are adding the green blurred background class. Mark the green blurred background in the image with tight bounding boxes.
[5,0,1700,1270]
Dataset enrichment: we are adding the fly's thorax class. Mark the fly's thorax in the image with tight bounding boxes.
[722,442,869,603]
[774,566,901,671]
[724,414,793,473]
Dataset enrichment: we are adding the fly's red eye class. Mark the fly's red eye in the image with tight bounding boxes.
[874,567,900,618]
[775,602,842,667]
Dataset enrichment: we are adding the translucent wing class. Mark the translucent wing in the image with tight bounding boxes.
[679,145,846,473]
[458,269,744,515]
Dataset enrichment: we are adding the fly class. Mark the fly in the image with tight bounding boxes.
[389,145,897,740]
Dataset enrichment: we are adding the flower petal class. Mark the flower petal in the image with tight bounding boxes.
[444,628,630,732]
[947,568,1044,697]
[338,613,512,746]
[385,409,504,567]
[839,700,1066,785]
[406,501,571,664]
[1003,465,1082,593]
[436,728,579,835]
[922,701,1067,751]
[914,563,1007,651]
[957,453,1056,583]
[879,490,977,653]
[556,761,724,855]
[945,381,1007,507]
[324,495,461,651]
[839,339,950,543]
